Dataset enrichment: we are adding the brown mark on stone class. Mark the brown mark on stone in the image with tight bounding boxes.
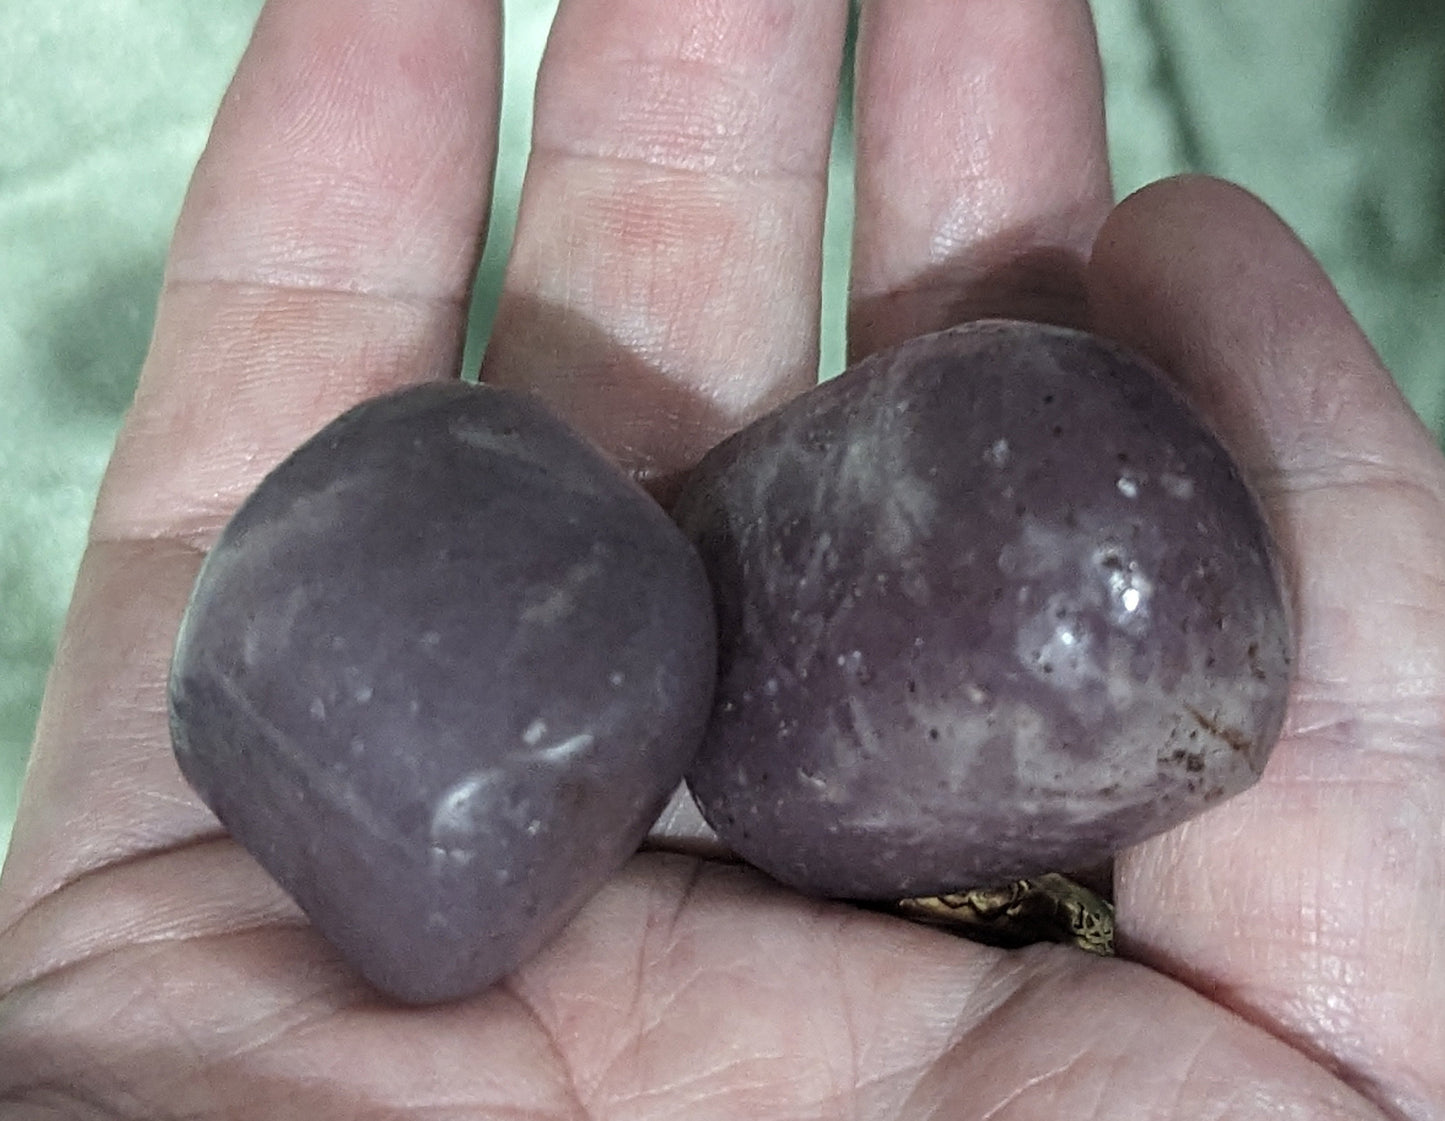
[1247,640,1268,682]
[1185,705,1254,756]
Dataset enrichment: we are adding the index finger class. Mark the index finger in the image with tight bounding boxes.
[94,0,502,548]
[0,0,502,926]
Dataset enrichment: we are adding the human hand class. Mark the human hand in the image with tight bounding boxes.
[2,1,1442,1117]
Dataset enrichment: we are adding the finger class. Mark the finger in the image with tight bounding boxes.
[1090,175,1445,1116]
[848,0,1112,361]
[484,0,850,498]
[0,0,502,924]
[92,0,502,546]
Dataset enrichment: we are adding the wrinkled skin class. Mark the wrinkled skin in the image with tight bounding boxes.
[2,2,1443,1119]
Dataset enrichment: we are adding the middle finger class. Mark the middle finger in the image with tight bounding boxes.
[485,0,850,499]
[849,0,1113,359]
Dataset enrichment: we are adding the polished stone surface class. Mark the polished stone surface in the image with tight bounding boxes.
[170,382,716,1003]
[675,321,1291,900]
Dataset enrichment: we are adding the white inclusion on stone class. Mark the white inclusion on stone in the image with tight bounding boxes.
[845,695,887,762]
[1094,543,1153,631]
[522,718,548,745]
[1161,473,1195,501]
[609,671,625,687]
[1106,562,1154,624]
[536,732,594,764]
[834,424,938,559]
[429,771,498,865]
[521,560,601,626]
[999,518,1077,582]
[353,684,373,703]
[799,531,834,590]
[309,697,326,720]
[242,627,263,668]
[1117,475,1141,499]
[984,438,1011,468]
[1023,613,1090,683]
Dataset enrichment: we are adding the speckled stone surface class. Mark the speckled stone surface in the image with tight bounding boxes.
[675,321,1292,900]
[169,382,716,1004]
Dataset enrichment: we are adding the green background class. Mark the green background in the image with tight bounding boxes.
[3,1,1443,858]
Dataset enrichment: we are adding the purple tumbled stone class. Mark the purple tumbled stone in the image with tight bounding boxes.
[169,382,716,1003]
[674,320,1292,900]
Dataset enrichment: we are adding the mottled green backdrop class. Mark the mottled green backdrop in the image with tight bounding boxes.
[2,1,1443,856]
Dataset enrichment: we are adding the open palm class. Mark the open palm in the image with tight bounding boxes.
[2,1,1442,1117]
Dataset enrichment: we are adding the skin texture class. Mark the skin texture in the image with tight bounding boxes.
[0,1,1442,1118]
[676,321,1291,899]
[168,383,716,1003]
